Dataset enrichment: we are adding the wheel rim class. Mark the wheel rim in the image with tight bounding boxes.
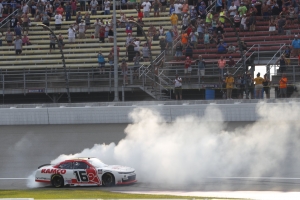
[104,174,113,185]
[53,177,62,187]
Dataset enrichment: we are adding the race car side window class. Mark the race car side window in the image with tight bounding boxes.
[73,161,90,169]
[58,162,72,169]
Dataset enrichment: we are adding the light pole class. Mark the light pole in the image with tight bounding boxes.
[37,24,71,103]
[220,16,248,98]
[112,0,119,101]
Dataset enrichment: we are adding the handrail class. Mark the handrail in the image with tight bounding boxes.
[265,44,286,75]
[205,0,217,13]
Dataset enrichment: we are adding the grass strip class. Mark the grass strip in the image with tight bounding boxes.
[0,189,243,199]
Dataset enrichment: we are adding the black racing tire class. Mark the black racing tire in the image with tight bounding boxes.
[102,173,115,187]
[51,174,64,188]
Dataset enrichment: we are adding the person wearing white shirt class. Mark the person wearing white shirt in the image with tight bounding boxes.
[90,0,98,15]
[141,0,152,18]
[68,25,76,43]
[78,20,86,39]
[54,12,62,30]
[228,2,237,18]
[104,0,110,15]
[94,19,102,38]
[22,2,29,14]
[134,39,141,51]
[174,2,183,19]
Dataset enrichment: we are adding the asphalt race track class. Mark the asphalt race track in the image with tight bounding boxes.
[1,123,300,193]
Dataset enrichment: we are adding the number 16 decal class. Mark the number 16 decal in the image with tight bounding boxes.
[74,171,89,182]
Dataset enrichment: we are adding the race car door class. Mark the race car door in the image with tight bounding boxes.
[72,161,101,185]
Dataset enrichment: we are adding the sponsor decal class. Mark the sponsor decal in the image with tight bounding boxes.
[41,169,67,174]
[98,169,102,174]
[36,177,49,180]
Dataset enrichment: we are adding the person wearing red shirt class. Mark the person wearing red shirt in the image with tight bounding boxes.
[137,9,144,20]
[218,56,226,80]
[56,5,64,16]
[184,56,192,83]
[186,24,194,36]
[99,26,105,43]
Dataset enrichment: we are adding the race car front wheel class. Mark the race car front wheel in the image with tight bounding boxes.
[51,174,64,188]
[102,173,115,187]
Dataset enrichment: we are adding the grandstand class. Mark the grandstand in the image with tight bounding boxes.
[0,1,299,102]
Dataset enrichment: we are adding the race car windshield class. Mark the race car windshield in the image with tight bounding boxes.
[87,158,108,168]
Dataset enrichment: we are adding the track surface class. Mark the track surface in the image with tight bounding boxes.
[1,123,300,192]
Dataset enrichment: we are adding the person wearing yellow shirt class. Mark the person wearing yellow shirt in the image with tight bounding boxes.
[225,73,235,99]
[219,8,225,23]
[170,13,178,27]
[253,72,264,99]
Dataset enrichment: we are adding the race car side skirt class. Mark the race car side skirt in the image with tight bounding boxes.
[116,180,137,185]
[35,180,51,183]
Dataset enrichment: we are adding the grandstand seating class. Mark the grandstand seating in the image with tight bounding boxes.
[0,5,299,100]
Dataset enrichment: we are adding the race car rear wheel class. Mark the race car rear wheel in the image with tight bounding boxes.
[51,174,64,188]
[102,173,115,187]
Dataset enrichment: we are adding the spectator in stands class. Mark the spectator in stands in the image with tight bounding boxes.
[170,12,178,27]
[89,0,97,15]
[153,0,162,17]
[216,31,224,44]
[218,56,226,79]
[10,15,18,28]
[174,1,183,20]
[253,72,264,99]
[65,2,71,21]
[233,12,241,30]
[240,14,248,31]
[190,30,198,48]
[225,73,234,99]
[104,0,111,15]
[5,29,14,46]
[22,34,31,46]
[158,25,165,36]
[196,55,205,78]
[181,1,188,16]
[217,39,227,54]
[160,0,167,12]
[14,36,22,55]
[68,25,76,43]
[54,11,62,30]
[71,0,77,16]
[174,42,183,60]
[227,56,235,73]
[276,55,287,74]
[99,25,105,43]
[108,26,114,43]
[58,33,64,49]
[53,0,61,11]
[185,41,193,58]
[79,0,85,11]
[196,18,205,39]
[269,16,276,36]
[107,51,114,73]
[277,15,286,35]
[240,40,247,51]
[238,2,247,16]
[45,2,53,19]
[137,9,144,20]
[78,20,86,39]
[165,29,174,54]
[56,5,64,16]
[228,2,237,20]
[98,51,106,74]
[174,74,182,100]
[21,1,29,14]
[182,13,189,30]
[279,74,287,98]
[21,13,29,35]
[126,33,133,45]
[49,33,55,53]
[14,22,22,37]
[203,30,211,49]
[127,40,136,61]
[125,22,133,35]
[184,56,192,83]
[93,19,102,38]
[34,10,41,22]
[248,11,256,31]
[263,74,271,99]
[169,4,175,15]
[76,11,83,24]
[0,2,3,18]
[40,13,49,27]
[284,46,291,65]
[227,43,236,53]
[142,42,150,61]
[84,12,91,31]
[291,35,300,57]
[181,30,189,48]
[141,0,151,18]
[159,37,168,53]
[236,74,245,99]
[37,1,44,14]
[120,59,129,85]
[147,25,156,37]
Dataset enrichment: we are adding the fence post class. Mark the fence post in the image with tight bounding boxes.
[2,74,4,97]
[23,73,26,96]
[130,68,133,84]
[45,72,48,95]
[293,65,296,83]
[88,72,90,94]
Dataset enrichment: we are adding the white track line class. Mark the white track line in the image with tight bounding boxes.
[208,177,300,180]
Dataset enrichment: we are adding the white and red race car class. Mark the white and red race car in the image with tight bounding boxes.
[35,157,136,187]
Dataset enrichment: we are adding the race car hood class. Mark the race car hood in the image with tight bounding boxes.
[103,165,135,173]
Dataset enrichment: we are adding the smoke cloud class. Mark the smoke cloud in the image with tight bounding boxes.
[28,103,300,188]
